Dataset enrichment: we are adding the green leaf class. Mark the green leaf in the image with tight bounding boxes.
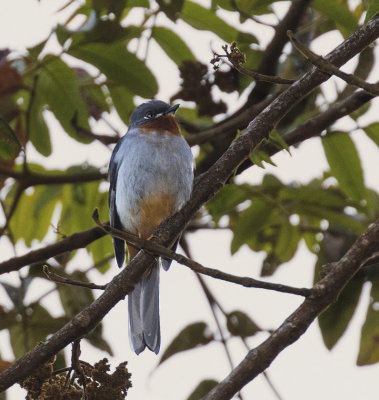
[226,310,260,338]
[152,27,196,65]
[357,277,379,365]
[9,185,60,246]
[108,85,135,125]
[275,221,300,263]
[181,1,245,43]
[279,185,349,210]
[1,283,24,311]
[235,0,274,16]
[297,204,366,234]
[54,268,112,354]
[28,88,51,156]
[269,130,290,154]
[0,117,22,161]
[312,0,358,36]
[0,305,18,330]
[231,199,274,254]
[157,0,184,21]
[363,122,379,147]
[37,56,90,141]
[159,322,213,365]
[364,0,379,24]
[28,39,48,60]
[322,132,367,204]
[68,41,158,98]
[319,273,364,350]
[206,183,248,224]
[60,181,102,234]
[250,149,277,168]
[186,380,219,400]
[9,304,67,359]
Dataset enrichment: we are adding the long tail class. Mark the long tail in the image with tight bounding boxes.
[128,262,161,355]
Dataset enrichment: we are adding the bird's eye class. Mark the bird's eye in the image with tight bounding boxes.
[144,111,153,119]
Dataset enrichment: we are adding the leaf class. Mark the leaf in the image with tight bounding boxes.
[322,132,367,204]
[0,283,24,311]
[180,1,256,43]
[274,221,300,263]
[0,305,18,330]
[186,380,219,400]
[108,85,135,125]
[269,130,290,154]
[319,273,364,349]
[363,122,379,147]
[357,276,379,365]
[279,185,348,210]
[0,117,22,161]
[312,0,358,36]
[152,27,196,65]
[235,0,274,16]
[60,181,102,234]
[9,304,67,359]
[157,0,184,21]
[231,199,274,254]
[56,269,95,316]
[37,56,90,141]
[364,0,379,24]
[206,183,248,224]
[9,185,61,246]
[55,268,112,354]
[68,41,158,98]
[250,149,277,168]
[226,310,260,338]
[28,39,48,60]
[159,322,213,365]
[297,204,366,234]
[28,88,51,156]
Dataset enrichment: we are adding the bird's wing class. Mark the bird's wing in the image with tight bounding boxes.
[109,139,126,268]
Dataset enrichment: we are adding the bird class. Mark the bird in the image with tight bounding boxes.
[108,100,194,354]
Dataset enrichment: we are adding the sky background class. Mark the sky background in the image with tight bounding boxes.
[0,1,379,399]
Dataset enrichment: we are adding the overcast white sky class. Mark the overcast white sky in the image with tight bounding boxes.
[0,1,379,400]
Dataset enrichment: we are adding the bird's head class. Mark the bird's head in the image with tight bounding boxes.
[129,100,180,135]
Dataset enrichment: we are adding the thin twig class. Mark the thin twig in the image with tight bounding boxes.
[43,265,107,290]
[181,237,245,400]
[93,210,311,297]
[287,30,379,96]
[0,165,106,188]
[0,184,24,236]
[212,43,295,85]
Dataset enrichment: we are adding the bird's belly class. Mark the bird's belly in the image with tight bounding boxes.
[115,135,193,237]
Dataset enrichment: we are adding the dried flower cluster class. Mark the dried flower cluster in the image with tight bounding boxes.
[19,357,132,400]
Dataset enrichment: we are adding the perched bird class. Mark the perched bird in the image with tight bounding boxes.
[108,100,194,354]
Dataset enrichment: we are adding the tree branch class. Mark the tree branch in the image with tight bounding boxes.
[43,265,107,290]
[0,166,106,188]
[0,226,106,274]
[93,211,311,297]
[202,217,379,400]
[287,30,379,96]
[0,15,378,391]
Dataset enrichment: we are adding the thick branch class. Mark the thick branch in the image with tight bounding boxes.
[202,217,379,400]
[0,226,106,274]
[0,15,378,391]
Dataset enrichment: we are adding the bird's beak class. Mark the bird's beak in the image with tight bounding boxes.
[166,104,180,115]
